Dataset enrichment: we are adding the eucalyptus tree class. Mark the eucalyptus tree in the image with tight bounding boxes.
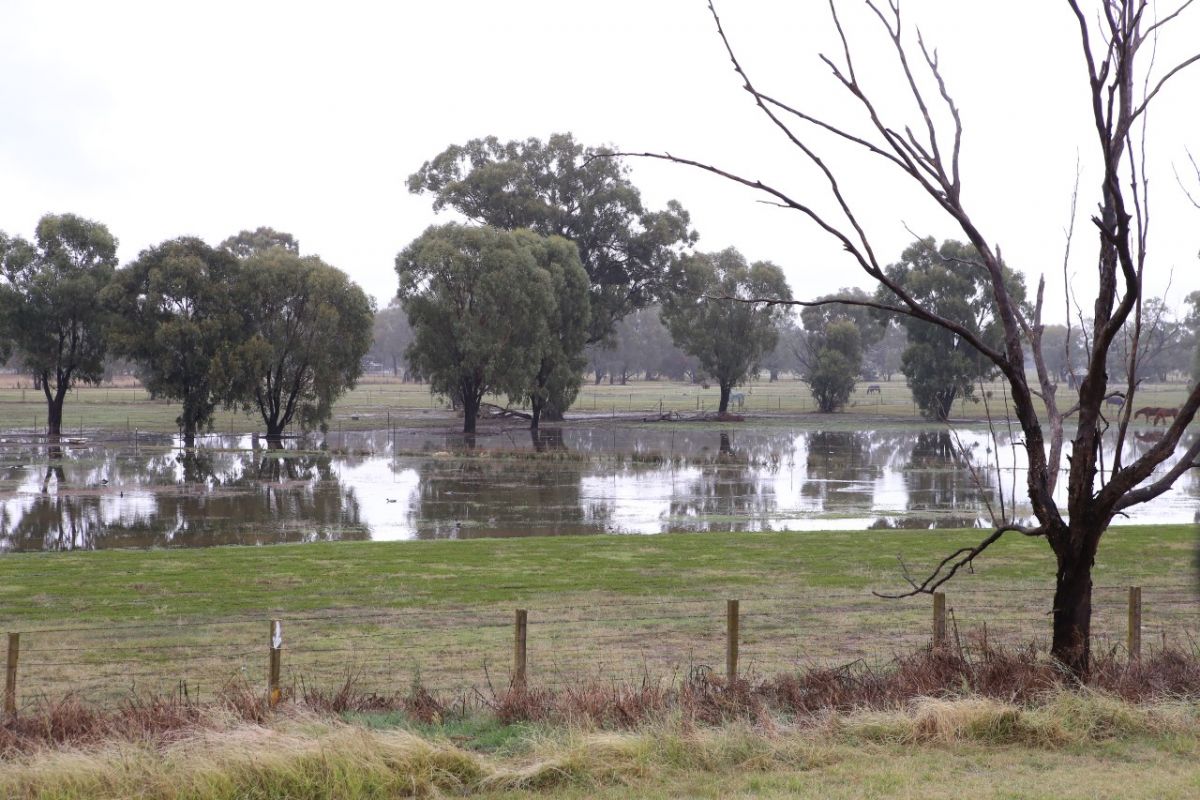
[660,248,792,413]
[516,230,590,429]
[0,213,118,437]
[103,237,244,446]
[395,224,558,434]
[798,287,886,411]
[800,319,862,413]
[625,1,1200,674]
[880,239,1026,421]
[215,247,373,439]
[219,227,299,259]
[408,133,698,346]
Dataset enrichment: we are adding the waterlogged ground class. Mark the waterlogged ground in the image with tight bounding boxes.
[0,421,1197,551]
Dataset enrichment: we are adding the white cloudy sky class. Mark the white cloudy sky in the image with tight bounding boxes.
[1,0,1197,318]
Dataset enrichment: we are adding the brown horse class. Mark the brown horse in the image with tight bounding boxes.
[1152,407,1179,426]
[1134,406,1179,426]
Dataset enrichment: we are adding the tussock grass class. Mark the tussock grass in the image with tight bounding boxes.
[3,690,1200,800]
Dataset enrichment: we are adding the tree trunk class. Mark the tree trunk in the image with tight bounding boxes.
[718,383,732,415]
[1050,542,1094,676]
[462,392,479,434]
[182,418,197,450]
[45,384,66,438]
[769,369,779,382]
[530,396,543,430]
[935,388,957,421]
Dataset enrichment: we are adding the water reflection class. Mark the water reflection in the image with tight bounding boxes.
[667,431,792,532]
[0,424,1196,551]
[0,445,366,551]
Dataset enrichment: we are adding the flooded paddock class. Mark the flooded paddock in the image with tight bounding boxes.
[0,422,1196,551]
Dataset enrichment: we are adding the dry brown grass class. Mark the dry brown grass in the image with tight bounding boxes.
[12,643,1199,759]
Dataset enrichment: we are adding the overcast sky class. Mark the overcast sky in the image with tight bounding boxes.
[2,1,1197,320]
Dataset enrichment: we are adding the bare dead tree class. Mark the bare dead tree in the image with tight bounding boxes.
[616,0,1200,675]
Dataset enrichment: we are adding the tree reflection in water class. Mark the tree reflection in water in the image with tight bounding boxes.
[800,431,875,513]
[1,425,1196,550]
[667,431,792,532]
[409,455,586,539]
[0,447,365,551]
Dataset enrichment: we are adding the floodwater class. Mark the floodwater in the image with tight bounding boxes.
[0,423,1196,551]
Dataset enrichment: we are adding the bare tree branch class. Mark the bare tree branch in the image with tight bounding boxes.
[875,524,1046,598]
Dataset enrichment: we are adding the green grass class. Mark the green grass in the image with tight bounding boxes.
[0,525,1196,705]
[1,524,1194,626]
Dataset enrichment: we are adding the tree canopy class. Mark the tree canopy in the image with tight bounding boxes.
[214,247,373,438]
[798,287,886,412]
[0,213,118,436]
[407,133,697,345]
[395,224,558,434]
[879,238,1026,421]
[219,227,299,259]
[660,248,792,414]
[515,230,591,429]
[800,319,863,413]
[103,237,244,444]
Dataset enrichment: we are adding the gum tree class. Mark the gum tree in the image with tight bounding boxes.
[396,224,559,434]
[881,239,1026,421]
[104,237,244,447]
[0,213,118,437]
[624,1,1200,675]
[660,247,792,414]
[408,134,696,346]
[215,247,374,439]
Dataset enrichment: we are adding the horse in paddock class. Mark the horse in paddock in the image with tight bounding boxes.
[1133,406,1179,426]
[1152,407,1179,426]
[866,384,882,395]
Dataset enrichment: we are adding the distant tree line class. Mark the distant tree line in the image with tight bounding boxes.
[0,217,373,445]
[7,142,1194,443]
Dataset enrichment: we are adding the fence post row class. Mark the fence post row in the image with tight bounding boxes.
[6,590,1163,711]
[513,609,528,689]
[1128,586,1142,661]
[268,619,282,707]
[932,592,947,652]
[726,599,740,683]
[5,632,18,719]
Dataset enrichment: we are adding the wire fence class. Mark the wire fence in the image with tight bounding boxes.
[4,583,1197,713]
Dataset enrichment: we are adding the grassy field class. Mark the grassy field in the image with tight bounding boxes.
[1,525,1195,706]
[1,375,1194,435]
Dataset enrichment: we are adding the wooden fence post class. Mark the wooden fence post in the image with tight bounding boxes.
[932,592,947,652]
[726,600,740,683]
[5,633,18,719]
[1128,586,1142,661]
[513,609,528,689]
[267,620,282,707]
